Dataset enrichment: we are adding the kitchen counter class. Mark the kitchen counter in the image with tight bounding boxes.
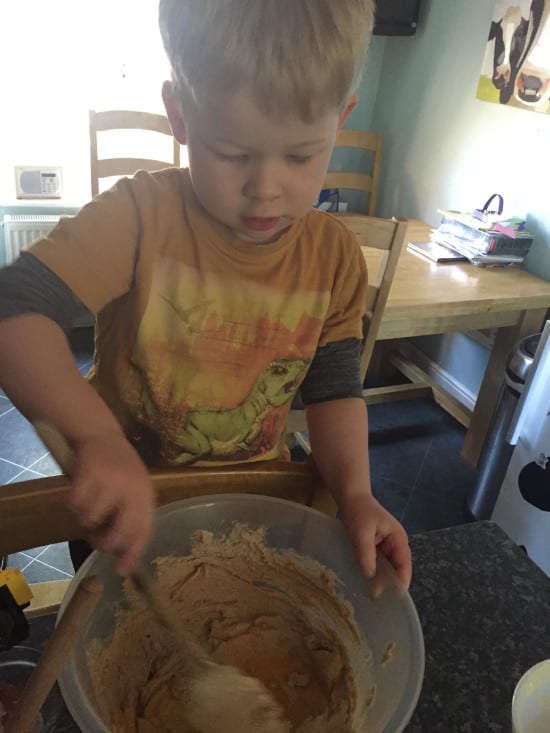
[406,520,550,732]
[11,520,550,732]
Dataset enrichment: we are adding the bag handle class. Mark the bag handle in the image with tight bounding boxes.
[473,193,504,221]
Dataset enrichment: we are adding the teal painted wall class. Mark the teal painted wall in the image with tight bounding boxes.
[373,0,550,277]
[347,36,387,131]
[371,0,550,394]
[329,36,386,213]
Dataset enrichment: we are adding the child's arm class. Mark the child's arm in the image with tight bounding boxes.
[0,314,154,574]
[305,397,412,588]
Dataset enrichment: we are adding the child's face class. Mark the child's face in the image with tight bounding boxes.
[164,86,352,244]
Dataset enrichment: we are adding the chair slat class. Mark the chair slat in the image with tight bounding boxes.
[321,129,383,216]
[324,172,373,194]
[97,158,177,178]
[90,110,173,135]
[89,109,180,197]
[335,129,381,150]
[336,214,398,251]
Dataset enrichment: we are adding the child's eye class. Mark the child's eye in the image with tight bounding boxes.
[286,155,311,165]
[217,152,249,164]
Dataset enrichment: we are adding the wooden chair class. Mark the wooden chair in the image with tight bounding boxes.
[324,129,383,216]
[287,214,408,451]
[89,110,180,197]
[0,462,336,559]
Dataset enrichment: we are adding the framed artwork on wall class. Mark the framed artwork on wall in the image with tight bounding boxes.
[476,0,550,113]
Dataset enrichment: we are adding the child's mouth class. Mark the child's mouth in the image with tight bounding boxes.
[242,216,281,232]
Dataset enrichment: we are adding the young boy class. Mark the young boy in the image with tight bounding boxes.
[0,0,411,586]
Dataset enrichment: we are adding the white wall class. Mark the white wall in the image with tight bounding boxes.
[0,0,169,205]
[0,4,386,209]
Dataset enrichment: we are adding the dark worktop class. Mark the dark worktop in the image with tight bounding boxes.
[13,520,550,732]
[406,521,550,732]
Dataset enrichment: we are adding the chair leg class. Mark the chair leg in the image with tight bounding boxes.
[294,431,312,455]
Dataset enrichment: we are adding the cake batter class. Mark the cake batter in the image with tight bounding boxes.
[87,527,372,732]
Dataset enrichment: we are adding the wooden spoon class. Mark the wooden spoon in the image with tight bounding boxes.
[5,575,103,733]
[33,421,288,733]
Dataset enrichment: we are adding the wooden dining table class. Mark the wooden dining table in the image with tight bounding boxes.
[361,220,550,465]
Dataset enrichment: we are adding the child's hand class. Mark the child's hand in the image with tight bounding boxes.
[69,432,156,575]
[340,493,412,589]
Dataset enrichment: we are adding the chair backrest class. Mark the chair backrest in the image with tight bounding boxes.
[324,129,383,216]
[340,214,407,381]
[89,110,180,197]
[286,214,407,443]
[0,463,336,556]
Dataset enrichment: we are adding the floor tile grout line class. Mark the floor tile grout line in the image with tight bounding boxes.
[371,435,435,496]
[16,556,37,573]
[371,470,418,493]
[7,467,47,483]
[26,451,52,471]
[17,551,36,561]
[0,456,29,470]
[399,436,434,522]
[30,557,73,578]
[32,545,52,562]
[6,468,27,484]
[10,554,73,579]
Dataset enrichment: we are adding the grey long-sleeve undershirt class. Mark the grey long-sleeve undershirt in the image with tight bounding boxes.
[0,253,363,404]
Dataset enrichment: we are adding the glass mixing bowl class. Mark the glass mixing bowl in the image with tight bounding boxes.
[57,494,424,732]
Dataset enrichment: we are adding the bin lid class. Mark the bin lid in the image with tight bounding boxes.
[506,333,540,384]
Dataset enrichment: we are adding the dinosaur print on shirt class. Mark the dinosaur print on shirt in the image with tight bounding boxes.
[127,259,323,465]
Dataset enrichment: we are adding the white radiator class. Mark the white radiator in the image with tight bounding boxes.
[2,214,61,265]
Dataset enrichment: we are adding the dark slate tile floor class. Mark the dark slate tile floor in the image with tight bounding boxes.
[292,396,478,535]
[0,329,95,583]
[368,398,477,534]
[1,328,478,583]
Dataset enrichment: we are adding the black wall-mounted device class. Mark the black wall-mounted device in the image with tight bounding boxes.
[374,0,421,36]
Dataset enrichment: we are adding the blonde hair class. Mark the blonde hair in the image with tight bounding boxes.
[159,0,374,120]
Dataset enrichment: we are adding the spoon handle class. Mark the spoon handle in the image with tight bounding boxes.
[33,421,200,667]
[129,564,199,663]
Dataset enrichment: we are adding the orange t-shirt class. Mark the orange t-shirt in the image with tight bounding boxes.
[30,168,367,466]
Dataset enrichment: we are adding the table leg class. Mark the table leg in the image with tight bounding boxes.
[462,308,548,466]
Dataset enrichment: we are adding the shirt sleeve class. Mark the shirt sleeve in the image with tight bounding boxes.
[300,337,363,405]
[0,252,92,333]
[317,224,368,347]
[28,175,143,314]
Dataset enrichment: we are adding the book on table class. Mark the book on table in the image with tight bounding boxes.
[407,240,467,263]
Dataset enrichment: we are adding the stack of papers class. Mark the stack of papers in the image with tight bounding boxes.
[432,210,534,267]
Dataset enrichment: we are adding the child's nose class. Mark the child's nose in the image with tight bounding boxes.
[243,162,282,201]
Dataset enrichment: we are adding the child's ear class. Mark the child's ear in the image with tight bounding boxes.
[337,94,358,130]
[162,81,187,145]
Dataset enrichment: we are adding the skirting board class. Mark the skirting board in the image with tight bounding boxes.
[396,341,478,413]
